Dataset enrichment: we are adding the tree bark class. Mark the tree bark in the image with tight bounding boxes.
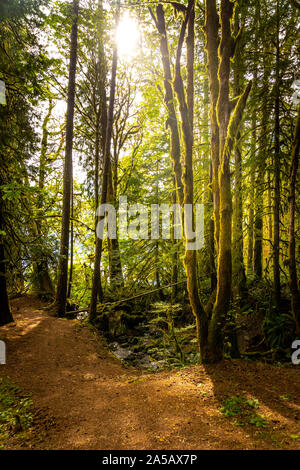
[254,24,268,279]
[273,0,281,306]
[0,185,13,326]
[56,0,79,316]
[36,98,55,297]
[171,179,179,302]
[90,1,120,321]
[247,116,255,275]
[204,0,220,251]
[67,181,74,299]
[107,165,124,289]
[173,0,209,360]
[203,72,216,291]
[207,0,251,362]
[288,103,300,332]
[151,1,209,359]
[232,6,246,298]
[149,4,184,206]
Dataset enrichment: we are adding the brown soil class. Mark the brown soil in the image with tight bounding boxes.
[0,295,300,450]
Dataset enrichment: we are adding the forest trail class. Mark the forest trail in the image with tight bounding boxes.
[1,295,300,450]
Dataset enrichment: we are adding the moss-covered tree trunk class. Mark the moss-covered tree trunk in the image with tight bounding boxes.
[203,73,216,291]
[173,0,209,359]
[107,164,124,290]
[90,2,120,321]
[207,0,251,362]
[273,0,281,306]
[204,0,220,252]
[253,37,268,279]
[151,1,208,359]
[232,7,246,298]
[0,184,13,326]
[35,98,54,297]
[247,116,255,275]
[149,4,184,207]
[56,0,79,316]
[207,0,234,362]
[288,103,300,332]
[171,179,179,303]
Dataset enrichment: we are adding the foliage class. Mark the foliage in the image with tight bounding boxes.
[221,395,269,428]
[0,377,33,444]
[263,312,296,350]
[0,0,299,361]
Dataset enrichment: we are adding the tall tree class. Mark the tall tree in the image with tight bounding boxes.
[90,1,120,321]
[232,3,247,298]
[35,97,55,297]
[204,0,220,253]
[288,103,300,332]
[56,0,79,316]
[0,189,13,326]
[207,0,251,362]
[273,0,281,306]
[151,1,209,359]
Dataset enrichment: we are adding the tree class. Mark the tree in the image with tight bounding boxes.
[0,190,13,326]
[35,97,55,297]
[90,1,120,321]
[288,103,300,332]
[204,0,251,361]
[232,2,247,298]
[151,0,251,362]
[56,0,79,316]
[0,0,50,324]
[204,0,220,253]
[150,1,208,359]
[273,0,281,306]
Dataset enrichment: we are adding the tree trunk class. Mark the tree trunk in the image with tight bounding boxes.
[67,181,74,299]
[173,0,209,359]
[171,180,179,303]
[93,2,107,302]
[203,72,216,291]
[34,98,55,297]
[273,0,281,306]
[0,186,13,326]
[207,0,234,362]
[151,1,208,359]
[56,0,79,316]
[247,117,255,275]
[207,0,252,362]
[232,7,247,298]
[288,103,300,332]
[90,2,120,321]
[254,39,268,279]
[149,4,184,206]
[107,165,123,289]
[204,0,220,251]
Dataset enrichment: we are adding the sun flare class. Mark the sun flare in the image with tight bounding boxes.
[116,13,140,59]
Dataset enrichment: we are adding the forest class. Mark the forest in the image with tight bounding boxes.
[0,0,300,452]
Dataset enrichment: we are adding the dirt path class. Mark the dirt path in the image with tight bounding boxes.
[0,295,300,450]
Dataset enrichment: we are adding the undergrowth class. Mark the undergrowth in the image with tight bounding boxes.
[221,395,269,428]
[0,376,33,448]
